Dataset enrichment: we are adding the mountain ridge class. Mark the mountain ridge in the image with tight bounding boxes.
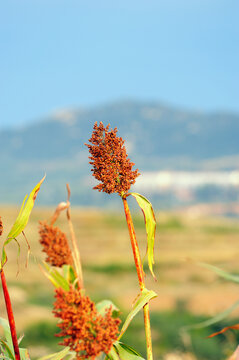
[0,100,238,206]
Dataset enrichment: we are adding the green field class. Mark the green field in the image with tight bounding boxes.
[0,206,239,359]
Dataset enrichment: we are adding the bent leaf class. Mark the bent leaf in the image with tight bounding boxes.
[105,346,120,360]
[1,176,45,267]
[0,317,29,359]
[0,339,14,359]
[198,262,239,283]
[119,288,157,338]
[114,341,145,360]
[62,265,76,284]
[40,262,70,290]
[130,193,156,279]
[106,342,145,360]
[184,299,239,330]
[37,347,70,360]
[208,324,239,338]
[0,317,13,352]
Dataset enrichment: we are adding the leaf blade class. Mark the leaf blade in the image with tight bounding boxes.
[119,288,157,338]
[114,341,145,360]
[37,347,70,360]
[130,193,156,279]
[183,299,239,330]
[1,176,45,266]
[198,262,239,284]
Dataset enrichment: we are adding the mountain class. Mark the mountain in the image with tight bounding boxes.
[0,100,239,207]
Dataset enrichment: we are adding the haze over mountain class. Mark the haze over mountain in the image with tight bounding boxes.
[1,100,239,207]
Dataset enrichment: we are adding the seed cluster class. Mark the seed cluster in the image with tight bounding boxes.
[53,286,121,359]
[39,222,73,267]
[86,122,139,195]
[0,217,2,236]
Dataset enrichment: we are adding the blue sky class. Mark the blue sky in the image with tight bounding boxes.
[0,0,238,128]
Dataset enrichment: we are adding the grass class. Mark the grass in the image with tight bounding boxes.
[0,206,238,359]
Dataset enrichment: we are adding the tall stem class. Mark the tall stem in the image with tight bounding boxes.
[122,197,153,360]
[66,207,84,289]
[0,269,21,360]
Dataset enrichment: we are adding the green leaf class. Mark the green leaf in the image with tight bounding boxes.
[184,299,239,330]
[1,176,45,267]
[0,318,30,360]
[113,342,145,360]
[105,346,121,360]
[130,193,156,279]
[0,339,14,359]
[119,288,157,338]
[96,300,120,318]
[198,262,239,283]
[62,265,76,284]
[106,342,145,360]
[0,317,13,352]
[37,347,70,360]
[41,262,70,290]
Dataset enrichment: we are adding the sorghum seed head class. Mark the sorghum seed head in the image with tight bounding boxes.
[39,221,73,267]
[53,286,121,359]
[86,122,140,195]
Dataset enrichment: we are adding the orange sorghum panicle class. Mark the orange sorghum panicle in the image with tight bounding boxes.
[86,122,140,195]
[53,286,121,359]
[39,221,73,267]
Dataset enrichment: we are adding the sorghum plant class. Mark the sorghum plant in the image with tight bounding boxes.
[86,122,158,360]
[38,185,122,360]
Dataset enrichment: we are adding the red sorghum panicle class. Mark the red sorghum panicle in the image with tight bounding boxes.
[39,221,73,267]
[53,286,121,359]
[0,217,3,236]
[86,122,139,195]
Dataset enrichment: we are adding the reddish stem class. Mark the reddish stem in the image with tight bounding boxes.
[0,269,21,360]
[122,196,153,360]
[122,197,145,290]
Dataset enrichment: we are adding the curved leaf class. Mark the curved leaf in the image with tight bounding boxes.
[198,262,239,284]
[106,342,145,360]
[40,262,70,290]
[62,265,76,284]
[114,341,145,360]
[37,347,70,360]
[105,346,120,360]
[0,317,13,352]
[130,193,156,279]
[119,288,157,338]
[0,339,14,359]
[1,176,45,267]
[184,299,239,330]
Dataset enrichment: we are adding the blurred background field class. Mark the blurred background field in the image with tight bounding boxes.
[0,2,238,359]
[0,205,239,359]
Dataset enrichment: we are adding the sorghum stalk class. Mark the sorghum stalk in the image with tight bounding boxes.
[0,269,21,360]
[66,206,84,289]
[122,196,153,360]
[86,122,154,359]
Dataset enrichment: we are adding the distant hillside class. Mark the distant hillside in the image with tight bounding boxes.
[0,100,238,206]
